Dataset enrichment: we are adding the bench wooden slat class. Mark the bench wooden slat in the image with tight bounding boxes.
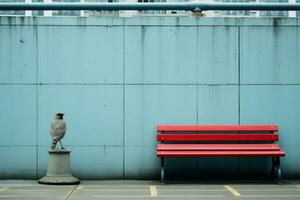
[157,124,285,182]
[157,144,281,151]
[157,134,279,142]
[157,150,285,157]
[157,125,278,132]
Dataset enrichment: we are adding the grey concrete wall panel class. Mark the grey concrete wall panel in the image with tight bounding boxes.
[70,146,123,179]
[0,85,37,146]
[241,26,300,84]
[281,146,300,178]
[37,146,49,178]
[0,147,36,179]
[240,85,300,146]
[124,146,159,179]
[0,26,37,84]
[240,85,300,178]
[38,85,123,146]
[196,26,238,84]
[38,26,123,84]
[124,85,197,146]
[1,16,300,179]
[125,26,238,84]
[125,26,198,84]
[198,85,239,124]
[197,85,239,178]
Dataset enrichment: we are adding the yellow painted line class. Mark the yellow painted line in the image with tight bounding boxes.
[0,187,8,192]
[150,185,158,197]
[77,185,84,190]
[224,185,242,197]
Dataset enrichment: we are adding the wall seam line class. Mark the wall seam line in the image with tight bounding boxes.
[196,20,199,171]
[237,25,241,179]
[122,22,126,179]
[35,24,39,179]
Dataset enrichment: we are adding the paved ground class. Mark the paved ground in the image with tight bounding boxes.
[1,180,300,200]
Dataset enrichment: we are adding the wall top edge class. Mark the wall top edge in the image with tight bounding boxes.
[0,16,299,26]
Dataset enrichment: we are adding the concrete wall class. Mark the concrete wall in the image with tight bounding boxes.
[0,16,300,179]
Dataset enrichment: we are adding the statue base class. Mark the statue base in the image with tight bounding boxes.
[38,149,80,185]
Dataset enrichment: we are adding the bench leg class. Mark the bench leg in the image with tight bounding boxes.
[271,157,276,178]
[272,157,282,183]
[161,157,165,184]
[276,157,282,183]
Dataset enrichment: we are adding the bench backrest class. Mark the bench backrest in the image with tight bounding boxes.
[157,125,279,142]
[157,125,278,132]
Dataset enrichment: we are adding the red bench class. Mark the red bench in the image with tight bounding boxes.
[156,125,285,183]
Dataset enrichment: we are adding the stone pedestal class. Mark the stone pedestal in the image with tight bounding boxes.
[38,149,80,185]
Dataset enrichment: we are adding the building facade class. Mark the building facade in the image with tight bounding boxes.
[0,0,299,17]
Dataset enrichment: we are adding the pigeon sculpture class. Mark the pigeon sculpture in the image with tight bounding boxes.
[50,113,66,150]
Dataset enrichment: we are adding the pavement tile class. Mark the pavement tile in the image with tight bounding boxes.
[1,180,300,200]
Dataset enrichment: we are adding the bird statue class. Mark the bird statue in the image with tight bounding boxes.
[50,112,66,150]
